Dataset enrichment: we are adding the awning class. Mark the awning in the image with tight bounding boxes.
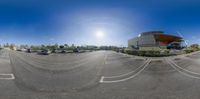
[155,34,183,43]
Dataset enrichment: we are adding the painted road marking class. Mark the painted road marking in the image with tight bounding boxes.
[0,74,15,80]
[100,59,151,83]
[166,58,200,75]
[99,76,104,83]
[166,58,200,79]
[169,58,200,75]
[103,59,150,78]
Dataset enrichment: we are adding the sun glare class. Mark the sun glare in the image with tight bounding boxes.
[95,30,105,39]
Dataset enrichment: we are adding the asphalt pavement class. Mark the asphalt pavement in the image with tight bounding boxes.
[1,49,200,99]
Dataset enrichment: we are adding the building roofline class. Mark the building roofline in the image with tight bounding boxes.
[156,34,183,39]
[141,31,164,35]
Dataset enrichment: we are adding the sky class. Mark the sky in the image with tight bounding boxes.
[0,0,200,46]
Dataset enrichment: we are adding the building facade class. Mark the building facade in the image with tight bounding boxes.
[128,31,184,50]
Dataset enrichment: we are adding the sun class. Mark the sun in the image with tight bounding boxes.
[95,30,105,39]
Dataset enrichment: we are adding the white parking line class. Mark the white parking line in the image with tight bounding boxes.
[169,58,200,75]
[103,59,150,78]
[0,74,15,80]
[170,60,200,75]
[100,59,151,83]
[166,58,200,79]
[99,76,104,83]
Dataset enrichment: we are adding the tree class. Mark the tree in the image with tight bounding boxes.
[59,45,64,49]
[190,44,199,51]
[64,44,69,48]
[10,44,16,50]
[54,44,59,49]
[31,45,40,51]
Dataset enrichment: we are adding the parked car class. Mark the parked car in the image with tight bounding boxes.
[37,49,51,55]
[73,48,79,53]
[27,49,31,53]
[66,50,74,53]
[16,49,22,51]
[60,50,66,53]
[78,50,86,53]
[51,49,56,53]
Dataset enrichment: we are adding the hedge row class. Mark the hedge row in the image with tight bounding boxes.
[183,49,194,54]
[123,49,170,57]
[121,48,199,57]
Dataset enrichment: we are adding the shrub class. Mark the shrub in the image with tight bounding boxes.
[144,50,160,57]
[124,49,137,55]
[123,49,189,57]
[153,51,160,57]
[120,49,125,53]
[184,49,194,54]
[124,49,132,54]
[160,50,169,56]
[138,50,146,56]
[190,44,199,51]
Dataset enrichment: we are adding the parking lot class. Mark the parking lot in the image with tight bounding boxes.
[1,49,200,99]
